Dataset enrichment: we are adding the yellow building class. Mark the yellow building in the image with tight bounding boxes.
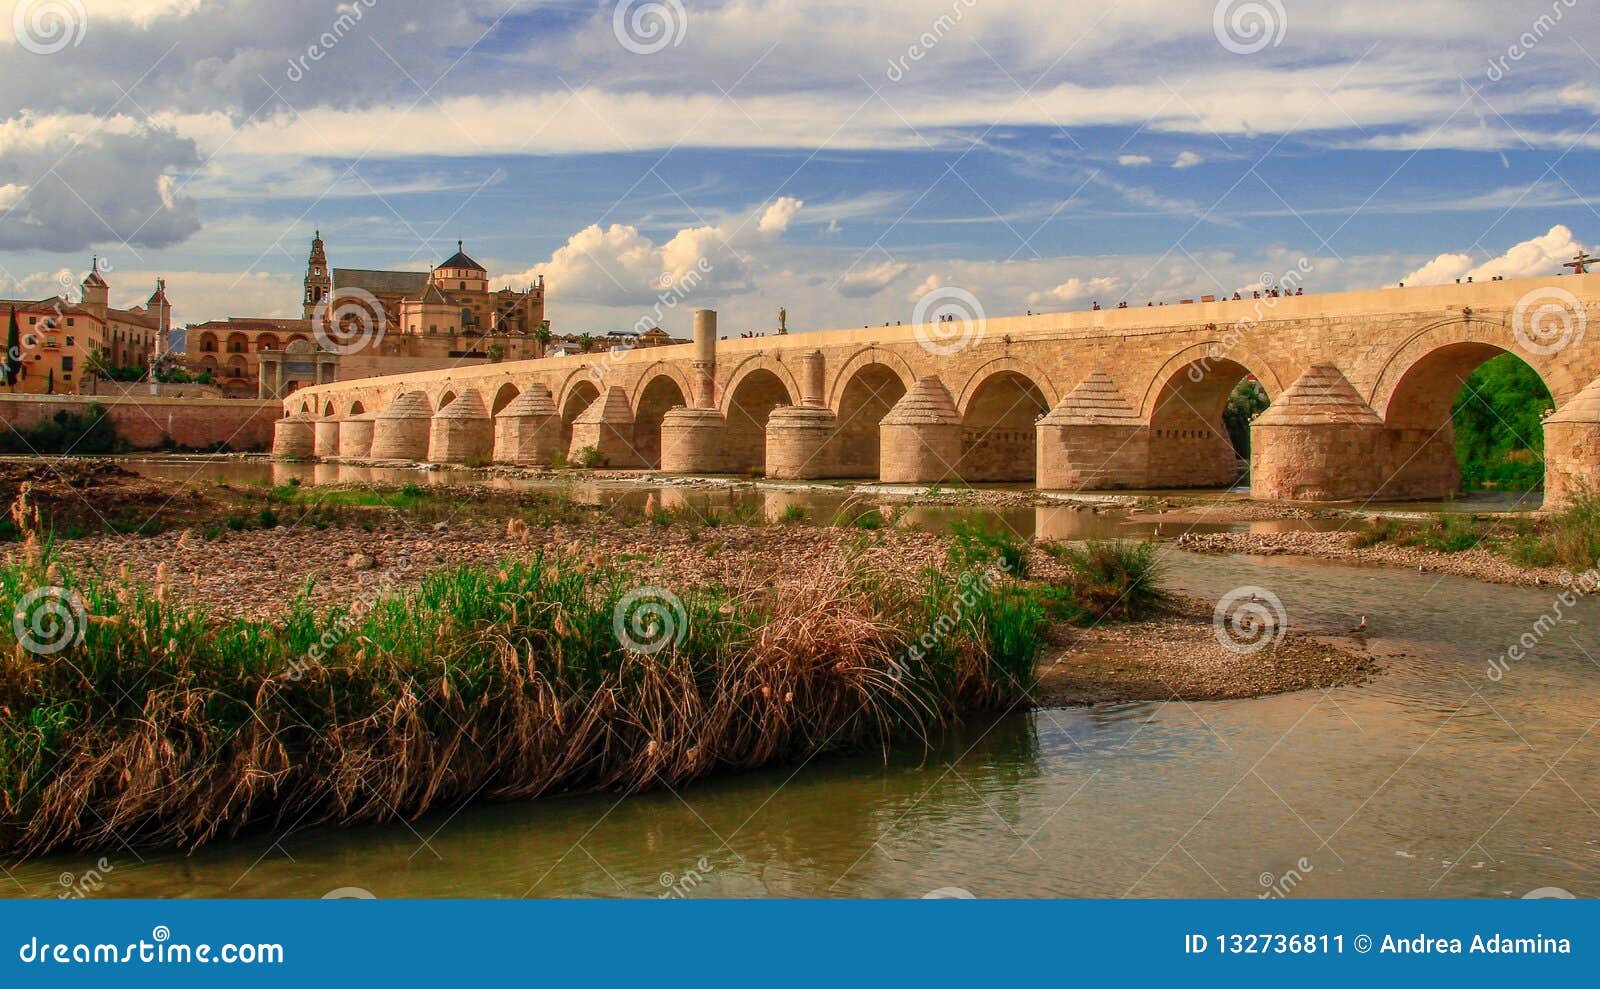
[0,260,167,394]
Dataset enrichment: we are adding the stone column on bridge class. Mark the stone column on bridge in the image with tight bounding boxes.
[879,377,962,484]
[1036,371,1150,490]
[429,389,493,464]
[369,391,434,461]
[338,412,377,459]
[569,385,646,468]
[1543,374,1600,512]
[766,350,839,479]
[312,416,342,459]
[271,412,315,458]
[1250,364,1386,501]
[661,308,730,474]
[493,384,562,465]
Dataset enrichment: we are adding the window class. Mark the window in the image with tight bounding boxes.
[61,356,73,371]
[27,316,36,325]
[62,374,70,381]
[66,318,74,327]
[459,282,466,290]
[65,337,73,346]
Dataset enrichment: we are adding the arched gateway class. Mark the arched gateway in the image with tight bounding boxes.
[275,276,1600,507]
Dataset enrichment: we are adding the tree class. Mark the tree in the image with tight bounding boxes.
[1223,378,1271,458]
[533,319,552,357]
[2,307,20,391]
[45,368,53,394]
[577,331,595,354]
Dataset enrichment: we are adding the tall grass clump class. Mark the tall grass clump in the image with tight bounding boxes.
[1511,490,1600,570]
[0,535,1039,856]
[1047,540,1167,621]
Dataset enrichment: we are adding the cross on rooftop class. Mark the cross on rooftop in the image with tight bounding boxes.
[1564,251,1595,275]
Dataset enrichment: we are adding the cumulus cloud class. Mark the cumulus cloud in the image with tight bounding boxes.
[1171,151,1204,169]
[1117,154,1152,166]
[0,114,201,252]
[1401,224,1586,285]
[491,198,805,311]
[837,260,911,298]
[1027,275,1123,307]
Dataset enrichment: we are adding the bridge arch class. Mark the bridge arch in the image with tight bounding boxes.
[633,372,691,469]
[1143,342,1283,489]
[722,367,794,475]
[718,355,801,418]
[559,377,602,454]
[349,400,366,416]
[827,357,911,479]
[956,364,1054,482]
[1369,319,1558,499]
[490,382,520,415]
[824,347,918,412]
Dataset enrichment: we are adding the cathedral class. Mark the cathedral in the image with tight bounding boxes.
[187,233,546,398]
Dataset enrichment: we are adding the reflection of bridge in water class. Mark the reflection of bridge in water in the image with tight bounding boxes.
[275,275,1600,508]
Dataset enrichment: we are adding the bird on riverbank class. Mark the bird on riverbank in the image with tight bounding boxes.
[1351,616,1367,634]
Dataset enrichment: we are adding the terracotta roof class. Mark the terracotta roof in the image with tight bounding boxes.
[333,268,430,296]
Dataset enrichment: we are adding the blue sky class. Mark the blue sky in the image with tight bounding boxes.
[1,0,1597,334]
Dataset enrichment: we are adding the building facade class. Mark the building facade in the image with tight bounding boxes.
[1,260,168,394]
[188,233,548,399]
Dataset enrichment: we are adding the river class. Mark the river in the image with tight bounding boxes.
[3,459,1592,899]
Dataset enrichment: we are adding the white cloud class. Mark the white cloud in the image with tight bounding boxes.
[1117,154,1152,166]
[491,198,806,311]
[837,260,911,298]
[0,183,26,210]
[906,273,943,301]
[1401,224,1585,285]
[1171,151,1204,169]
[1027,275,1123,307]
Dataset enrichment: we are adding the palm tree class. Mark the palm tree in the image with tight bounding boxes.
[533,319,552,357]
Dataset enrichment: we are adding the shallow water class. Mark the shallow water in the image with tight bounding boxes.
[6,543,1595,900]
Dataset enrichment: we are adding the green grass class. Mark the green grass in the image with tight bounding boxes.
[1043,540,1167,622]
[0,541,1042,856]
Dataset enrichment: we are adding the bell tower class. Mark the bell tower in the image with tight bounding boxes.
[302,230,331,319]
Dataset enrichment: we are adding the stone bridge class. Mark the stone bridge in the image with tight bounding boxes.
[275,273,1600,508]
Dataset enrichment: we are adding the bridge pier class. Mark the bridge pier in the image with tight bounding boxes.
[429,389,493,464]
[1251,364,1386,501]
[766,350,839,479]
[272,413,315,457]
[493,384,562,465]
[338,413,376,458]
[370,391,434,461]
[312,417,341,458]
[569,386,645,468]
[1544,375,1600,512]
[879,377,961,483]
[1036,371,1149,490]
